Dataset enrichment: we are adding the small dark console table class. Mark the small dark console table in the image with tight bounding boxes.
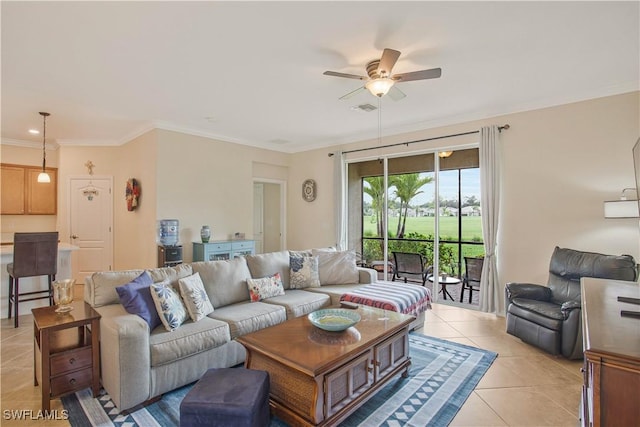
[32,301,101,411]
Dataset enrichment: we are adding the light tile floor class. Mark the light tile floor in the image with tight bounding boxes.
[1,302,583,426]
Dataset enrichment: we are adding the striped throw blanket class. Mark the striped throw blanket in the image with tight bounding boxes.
[340,281,432,317]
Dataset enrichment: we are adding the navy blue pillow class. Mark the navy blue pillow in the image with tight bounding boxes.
[116,271,162,331]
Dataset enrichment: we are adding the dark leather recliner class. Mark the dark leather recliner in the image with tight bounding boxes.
[505,246,637,359]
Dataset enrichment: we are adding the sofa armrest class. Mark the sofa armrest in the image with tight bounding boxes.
[96,305,151,411]
[505,282,551,303]
[358,267,377,284]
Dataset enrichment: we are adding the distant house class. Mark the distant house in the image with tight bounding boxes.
[461,206,482,216]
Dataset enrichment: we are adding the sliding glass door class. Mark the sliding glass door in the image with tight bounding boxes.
[347,148,483,305]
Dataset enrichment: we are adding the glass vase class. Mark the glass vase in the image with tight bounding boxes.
[201,226,211,243]
[53,279,75,313]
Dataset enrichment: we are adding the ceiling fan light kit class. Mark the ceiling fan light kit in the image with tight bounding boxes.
[365,77,395,97]
[324,48,442,100]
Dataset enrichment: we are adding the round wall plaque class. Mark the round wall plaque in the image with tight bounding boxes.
[302,179,316,202]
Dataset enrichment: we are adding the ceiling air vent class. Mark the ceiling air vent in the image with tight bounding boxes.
[351,103,377,113]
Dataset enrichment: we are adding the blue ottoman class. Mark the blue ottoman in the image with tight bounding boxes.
[180,368,270,427]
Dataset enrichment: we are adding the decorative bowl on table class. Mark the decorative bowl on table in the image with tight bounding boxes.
[308,308,361,332]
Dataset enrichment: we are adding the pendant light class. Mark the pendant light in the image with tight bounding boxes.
[37,112,50,183]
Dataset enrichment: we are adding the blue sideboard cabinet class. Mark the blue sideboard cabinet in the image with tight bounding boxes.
[193,240,255,261]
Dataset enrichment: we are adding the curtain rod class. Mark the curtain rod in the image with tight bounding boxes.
[328,124,510,157]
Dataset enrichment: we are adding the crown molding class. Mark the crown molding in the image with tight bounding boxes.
[1,138,59,150]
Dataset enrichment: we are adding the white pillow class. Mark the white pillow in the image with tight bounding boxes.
[178,272,214,322]
[312,250,359,285]
[150,279,189,331]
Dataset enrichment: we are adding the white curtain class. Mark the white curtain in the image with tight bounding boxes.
[333,151,347,250]
[479,126,502,314]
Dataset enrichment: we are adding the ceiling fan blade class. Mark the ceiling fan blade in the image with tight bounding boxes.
[323,71,367,80]
[393,67,442,82]
[387,85,406,101]
[339,86,366,100]
[377,48,401,76]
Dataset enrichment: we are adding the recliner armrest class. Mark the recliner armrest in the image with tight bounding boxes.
[560,300,581,318]
[505,282,552,303]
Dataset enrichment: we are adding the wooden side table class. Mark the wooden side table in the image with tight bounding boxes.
[32,300,101,411]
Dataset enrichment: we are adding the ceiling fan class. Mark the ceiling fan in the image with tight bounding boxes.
[323,48,441,101]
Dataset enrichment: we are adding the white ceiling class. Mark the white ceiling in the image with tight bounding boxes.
[2,1,638,153]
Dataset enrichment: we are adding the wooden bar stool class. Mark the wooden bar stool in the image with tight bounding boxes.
[7,232,58,328]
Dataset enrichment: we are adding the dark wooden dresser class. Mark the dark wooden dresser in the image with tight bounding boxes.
[581,278,640,427]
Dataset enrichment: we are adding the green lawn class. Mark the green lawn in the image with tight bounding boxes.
[361,215,485,272]
[363,215,483,241]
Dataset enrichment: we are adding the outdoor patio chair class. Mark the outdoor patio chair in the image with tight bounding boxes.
[460,256,483,303]
[392,252,432,286]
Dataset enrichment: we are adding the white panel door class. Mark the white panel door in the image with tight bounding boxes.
[253,183,264,254]
[69,178,113,282]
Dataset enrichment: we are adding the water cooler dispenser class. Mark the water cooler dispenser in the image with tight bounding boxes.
[157,219,183,267]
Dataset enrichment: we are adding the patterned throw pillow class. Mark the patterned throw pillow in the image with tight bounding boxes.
[178,272,214,322]
[150,279,189,331]
[290,255,320,289]
[246,273,285,302]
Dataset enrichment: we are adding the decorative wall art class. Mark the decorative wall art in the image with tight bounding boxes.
[126,178,141,211]
[302,179,316,202]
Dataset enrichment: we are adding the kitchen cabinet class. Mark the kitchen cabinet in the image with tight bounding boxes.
[1,163,57,215]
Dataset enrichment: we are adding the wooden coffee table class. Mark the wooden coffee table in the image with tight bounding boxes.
[236,306,414,427]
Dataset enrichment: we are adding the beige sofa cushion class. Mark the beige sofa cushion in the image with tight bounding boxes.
[87,269,144,307]
[245,251,291,289]
[209,301,286,339]
[149,317,231,367]
[86,264,194,308]
[313,249,359,285]
[192,257,252,308]
[262,289,330,318]
[147,264,193,288]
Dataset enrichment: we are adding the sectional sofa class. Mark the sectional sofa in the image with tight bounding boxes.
[83,249,386,411]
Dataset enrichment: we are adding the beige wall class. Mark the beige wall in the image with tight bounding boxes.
[288,92,640,314]
[155,130,289,262]
[113,131,158,269]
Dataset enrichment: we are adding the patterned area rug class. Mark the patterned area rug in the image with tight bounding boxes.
[62,333,497,427]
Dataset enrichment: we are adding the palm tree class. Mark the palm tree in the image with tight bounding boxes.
[390,173,433,238]
[363,176,386,237]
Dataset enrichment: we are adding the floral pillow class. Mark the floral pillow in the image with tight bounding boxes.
[246,272,285,302]
[178,272,214,322]
[289,255,320,289]
[150,279,189,331]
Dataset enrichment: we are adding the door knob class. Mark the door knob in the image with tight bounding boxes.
[71,235,78,239]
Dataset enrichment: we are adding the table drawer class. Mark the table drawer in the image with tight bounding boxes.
[50,367,93,396]
[208,243,232,251]
[232,241,254,250]
[50,347,92,376]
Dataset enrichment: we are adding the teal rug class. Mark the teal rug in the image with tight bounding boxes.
[62,333,497,426]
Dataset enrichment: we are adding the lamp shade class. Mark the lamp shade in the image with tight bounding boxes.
[37,171,51,183]
[604,200,639,218]
[365,78,394,97]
